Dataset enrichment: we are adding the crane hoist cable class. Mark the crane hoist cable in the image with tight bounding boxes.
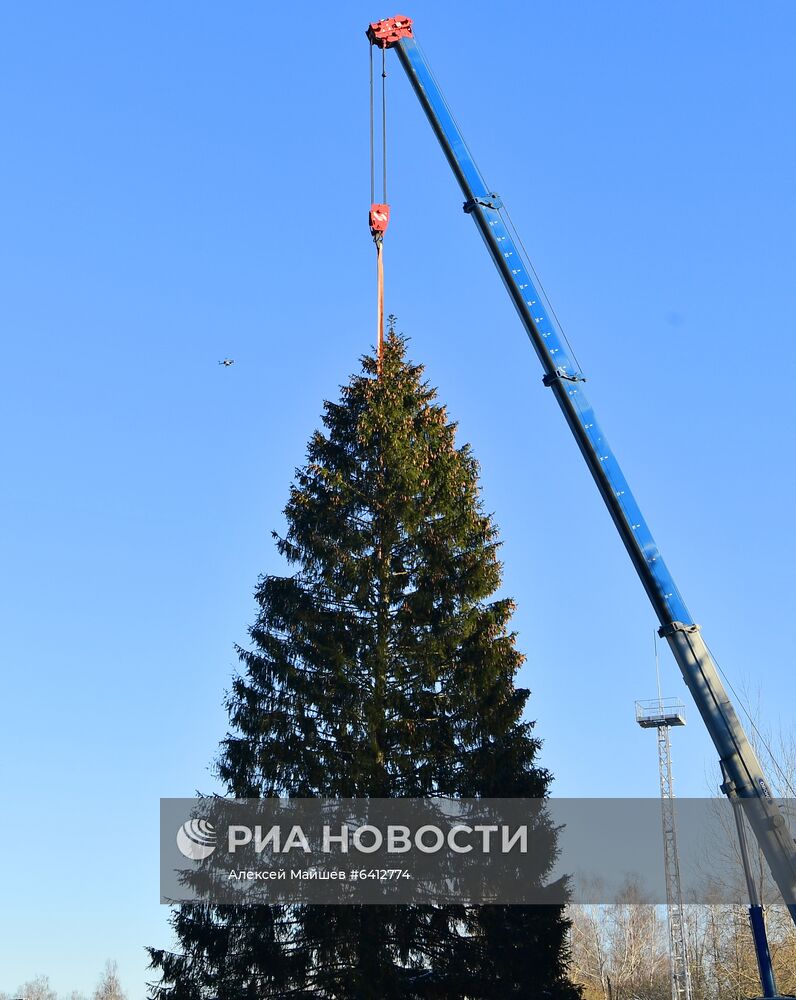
[367,32,390,375]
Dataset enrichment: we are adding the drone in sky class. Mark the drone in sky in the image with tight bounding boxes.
[218,359,235,367]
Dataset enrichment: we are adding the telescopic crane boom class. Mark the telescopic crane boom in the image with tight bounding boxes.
[366,14,796,930]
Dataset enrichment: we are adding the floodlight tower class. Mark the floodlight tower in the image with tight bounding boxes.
[636,696,692,1000]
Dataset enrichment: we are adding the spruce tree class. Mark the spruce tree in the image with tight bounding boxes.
[149,333,580,999]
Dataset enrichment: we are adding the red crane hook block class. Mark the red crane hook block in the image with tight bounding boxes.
[369,203,390,239]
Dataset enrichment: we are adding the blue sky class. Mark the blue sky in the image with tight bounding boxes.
[1,1,795,995]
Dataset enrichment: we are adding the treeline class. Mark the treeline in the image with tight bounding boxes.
[1,961,126,1000]
[569,901,796,999]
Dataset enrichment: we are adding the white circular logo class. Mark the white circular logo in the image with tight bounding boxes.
[176,819,217,860]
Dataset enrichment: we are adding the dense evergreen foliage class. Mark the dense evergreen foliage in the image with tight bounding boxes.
[149,334,580,999]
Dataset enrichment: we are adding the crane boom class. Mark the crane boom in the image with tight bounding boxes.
[367,14,796,925]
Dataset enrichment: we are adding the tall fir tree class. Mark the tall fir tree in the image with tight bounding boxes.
[150,333,580,999]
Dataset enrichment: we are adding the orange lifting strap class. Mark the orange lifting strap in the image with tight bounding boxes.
[376,240,385,371]
[370,204,390,373]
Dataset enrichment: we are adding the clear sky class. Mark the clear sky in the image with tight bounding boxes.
[1,1,795,995]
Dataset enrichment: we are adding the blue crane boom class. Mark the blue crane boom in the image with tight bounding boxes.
[366,14,796,934]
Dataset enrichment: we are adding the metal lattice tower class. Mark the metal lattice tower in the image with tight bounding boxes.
[636,698,692,1000]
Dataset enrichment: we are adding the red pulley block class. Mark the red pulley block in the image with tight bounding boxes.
[366,15,413,48]
[369,203,390,238]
